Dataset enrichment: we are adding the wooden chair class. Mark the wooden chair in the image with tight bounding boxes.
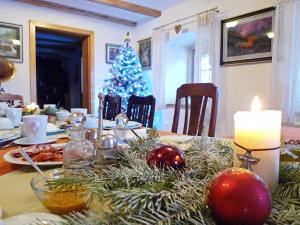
[171,83,218,137]
[103,95,122,120]
[126,95,156,128]
[0,93,24,107]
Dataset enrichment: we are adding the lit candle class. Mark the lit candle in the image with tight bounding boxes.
[233,96,281,189]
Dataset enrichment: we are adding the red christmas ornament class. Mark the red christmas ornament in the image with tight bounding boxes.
[146,145,185,169]
[207,168,271,225]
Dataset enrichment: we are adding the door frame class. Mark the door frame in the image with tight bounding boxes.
[29,20,94,112]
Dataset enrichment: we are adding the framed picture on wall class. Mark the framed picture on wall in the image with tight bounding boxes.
[221,7,275,65]
[106,43,122,64]
[0,22,23,63]
[138,37,151,70]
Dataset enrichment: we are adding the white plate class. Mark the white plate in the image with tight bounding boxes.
[3,212,64,225]
[13,136,57,145]
[0,130,20,144]
[3,143,64,166]
[103,120,142,129]
[159,135,194,148]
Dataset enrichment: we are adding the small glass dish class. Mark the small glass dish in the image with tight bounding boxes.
[30,169,91,215]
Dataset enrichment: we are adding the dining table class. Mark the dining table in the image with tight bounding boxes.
[0,126,299,221]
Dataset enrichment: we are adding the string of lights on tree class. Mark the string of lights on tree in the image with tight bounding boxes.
[102,33,148,110]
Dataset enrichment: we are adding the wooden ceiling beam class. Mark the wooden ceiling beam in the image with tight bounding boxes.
[87,0,161,17]
[15,0,137,27]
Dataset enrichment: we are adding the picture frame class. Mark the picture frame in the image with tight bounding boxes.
[0,22,23,63]
[106,43,122,64]
[221,7,275,65]
[138,37,151,70]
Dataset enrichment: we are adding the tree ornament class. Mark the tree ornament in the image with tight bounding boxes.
[146,145,185,169]
[207,167,271,225]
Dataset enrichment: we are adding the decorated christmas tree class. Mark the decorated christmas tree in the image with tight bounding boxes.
[102,32,147,110]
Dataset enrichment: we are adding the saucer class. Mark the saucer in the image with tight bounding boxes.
[13,136,57,145]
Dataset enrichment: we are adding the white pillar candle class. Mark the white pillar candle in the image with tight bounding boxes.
[233,96,281,189]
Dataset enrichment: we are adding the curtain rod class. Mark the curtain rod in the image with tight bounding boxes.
[153,7,219,30]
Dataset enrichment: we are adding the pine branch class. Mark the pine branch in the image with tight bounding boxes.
[35,134,299,225]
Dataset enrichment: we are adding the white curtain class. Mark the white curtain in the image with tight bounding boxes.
[152,28,166,110]
[194,10,217,83]
[272,0,300,123]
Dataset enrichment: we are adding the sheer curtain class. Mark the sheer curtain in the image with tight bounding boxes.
[152,28,166,110]
[272,0,300,123]
[194,10,217,83]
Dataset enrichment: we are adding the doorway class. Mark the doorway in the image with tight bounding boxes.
[29,21,94,112]
[36,30,82,110]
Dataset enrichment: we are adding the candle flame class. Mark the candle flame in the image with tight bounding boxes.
[251,96,261,111]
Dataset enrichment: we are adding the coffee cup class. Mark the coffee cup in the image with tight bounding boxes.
[55,110,71,121]
[71,108,88,115]
[0,102,8,117]
[5,108,23,127]
[23,115,48,142]
[85,115,98,129]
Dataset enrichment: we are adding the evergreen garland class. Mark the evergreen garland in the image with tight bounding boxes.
[47,130,300,225]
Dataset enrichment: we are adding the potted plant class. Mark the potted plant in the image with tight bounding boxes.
[40,106,59,124]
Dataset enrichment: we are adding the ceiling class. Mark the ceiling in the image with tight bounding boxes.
[17,0,188,26]
[126,0,187,11]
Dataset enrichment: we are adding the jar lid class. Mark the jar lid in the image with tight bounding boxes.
[97,134,117,150]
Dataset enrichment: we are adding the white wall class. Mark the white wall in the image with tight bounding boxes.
[133,0,277,136]
[0,0,133,114]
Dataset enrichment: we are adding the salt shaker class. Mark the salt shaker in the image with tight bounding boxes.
[95,93,118,168]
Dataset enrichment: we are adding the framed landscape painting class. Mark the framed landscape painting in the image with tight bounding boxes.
[138,38,151,70]
[0,22,23,63]
[106,43,122,64]
[221,7,275,65]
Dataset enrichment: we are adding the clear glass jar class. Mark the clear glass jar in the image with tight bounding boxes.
[63,126,95,177]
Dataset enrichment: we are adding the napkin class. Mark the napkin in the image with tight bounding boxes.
[47,123,60,132]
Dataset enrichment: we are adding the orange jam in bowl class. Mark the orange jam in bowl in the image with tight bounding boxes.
[31,169,91,215]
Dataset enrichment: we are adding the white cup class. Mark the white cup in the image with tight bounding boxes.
[43,104,56,109]
[23,115,48,142]
[55,110,71,121]
[5,108,23,127]
[71,108,88,115]
[85,115,98,129]
[0,102,9,117]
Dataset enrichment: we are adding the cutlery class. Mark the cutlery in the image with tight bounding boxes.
[19,147,51,187]
[130,129,141,139]
[0,140,18,149]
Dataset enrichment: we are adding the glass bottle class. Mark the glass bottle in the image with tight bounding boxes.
[63,125,95,177]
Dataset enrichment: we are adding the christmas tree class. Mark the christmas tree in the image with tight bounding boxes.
[102,33,148,110]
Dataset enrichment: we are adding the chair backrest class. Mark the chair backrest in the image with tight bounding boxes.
[0,93,24,107]
[103,95,122,120]
[171,83,218,137]
[126,95,156,128]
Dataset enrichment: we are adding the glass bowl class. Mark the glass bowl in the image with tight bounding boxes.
[30,169,91,215]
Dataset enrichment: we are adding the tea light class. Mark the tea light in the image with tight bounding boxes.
[233,96,281,189]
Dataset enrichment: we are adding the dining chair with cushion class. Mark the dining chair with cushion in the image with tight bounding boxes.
[103,95,122,120]
[171,83,218,137]
[0,93,24,107]
[126,95,156,128]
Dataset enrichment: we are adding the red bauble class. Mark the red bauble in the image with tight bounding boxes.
[207,168,271,225]
[146,145,185,169]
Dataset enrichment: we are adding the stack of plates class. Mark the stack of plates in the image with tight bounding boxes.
[0,129,20,145]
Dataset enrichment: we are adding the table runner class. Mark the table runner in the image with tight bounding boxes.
[0,167,47,219]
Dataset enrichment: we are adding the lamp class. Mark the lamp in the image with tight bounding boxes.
[0,57,16,93]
